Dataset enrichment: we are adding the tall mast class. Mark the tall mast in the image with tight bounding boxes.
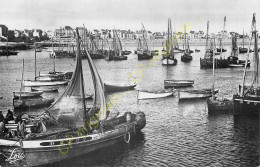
[241,13,256,96]
[212,38,216,98]
[184,24,187,51]
[59,27,61,50]
[206,21,209,52]
[19,59,25,99]
[34,42,37,81]
[243,29,244,48]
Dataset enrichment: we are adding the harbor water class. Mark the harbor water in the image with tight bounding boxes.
[0,44,259,166]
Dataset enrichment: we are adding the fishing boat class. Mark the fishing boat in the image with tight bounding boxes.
[207,38,233,114]
[200,21,229,68]
[104,83,137,93]
[178,89,218,100]
[239,29,248,54]
[228,33,251,67]
[31,86,59,92]
[0,29,146,166]
[137,24,153,60]
[138,91,173,100]
[0,36,19,56]
[162,19,177,65]
[112,29,127,60]
[181,24,192,62]
[233,13,260,115]
[164,80,194,88]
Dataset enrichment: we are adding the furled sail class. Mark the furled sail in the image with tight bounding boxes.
[251,30,259,87]
[231,34,238,57]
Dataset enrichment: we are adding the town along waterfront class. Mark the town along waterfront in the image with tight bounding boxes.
[0,43,259,166]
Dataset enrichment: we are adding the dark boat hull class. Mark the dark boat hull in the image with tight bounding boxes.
[239,47,248,54]
[233,94,260,115]
[207,98,233,114]
[137,52,153,60]
[104,83,136,92]
[181,54,192,62]
[200,58,229,68]
[216,48,227,52]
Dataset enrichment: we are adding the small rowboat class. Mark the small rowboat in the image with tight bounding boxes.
[138,91,173,100]
[13,98,55,109]
[23,80,69,87]
[164,80,194,88]
[31,86,59,92]
[13,91,43,98]
[104,83,137,93]
[178,89,218,100]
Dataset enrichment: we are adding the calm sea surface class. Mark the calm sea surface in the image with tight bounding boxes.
[0,44,259,167]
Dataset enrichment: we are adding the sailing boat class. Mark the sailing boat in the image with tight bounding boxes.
[112,29,127,60]
[137,24,153,60]
[0,29,146,166]
[162,18,177,65]
[181,24,192,62]
[23,43,70,87]
[239,29,249,54]
[206,38,233,114]
[200,21,229,68]
[217,16,227,53]
[228,33,251,67]
[233,13,260,115]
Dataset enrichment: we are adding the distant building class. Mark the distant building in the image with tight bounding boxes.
[33,29,43,38]
[46,30,55,38]
[0,24,8,39]
[23,29,33,38]
[153,32,164,39]
[14,29,21,38]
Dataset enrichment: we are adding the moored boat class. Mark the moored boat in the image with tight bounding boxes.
[23,80,69,87]
[178,89,218,100]
[181,24,192,62]
[161,19,177,65]
[137,24,153,60]
[164,80,194,88]
[13,91,43,98]
[31,86,59,92]
[138,91,173,100]
[207,97,233,114]
[233,14,260,116]
[13,97,55,109]
[104,83,137,93]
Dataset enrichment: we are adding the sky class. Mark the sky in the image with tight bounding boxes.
[0,0,259,34]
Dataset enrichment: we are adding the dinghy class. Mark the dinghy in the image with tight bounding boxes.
[23,80,69,87]
[13,91,43,98]
[13,98,55,109]
[104,83,137,93]
[164,80,194,88]
[179,89,218,100]
[138,91,173,100]
[31,86,59,92]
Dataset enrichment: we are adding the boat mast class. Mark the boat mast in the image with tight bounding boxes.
[34,42,37,81]
[241,13,256,96]
[206,21,209,53]
[184,24,187,52]
[212,38,216,99]
[19,59,25,99]
[242,29,244,48]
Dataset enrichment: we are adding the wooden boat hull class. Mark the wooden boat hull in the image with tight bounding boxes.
[31,86,59,92]
[161,58,177,65]
[233,94,260,115]
[13,98,55,109]
[179,89,218,100]
[195,49,200,52]
[137,51,153,60]
[239,47,248,54]
[138,91,173,100]
[121,50,132,55]
[164,80,194,88]
[207,98,233,114]
[23,80,69,87]
[216,48,227,52]
[104,83,136,93]
[13,91,43,98]
[113,56,127,60]
[2,112,146,166]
